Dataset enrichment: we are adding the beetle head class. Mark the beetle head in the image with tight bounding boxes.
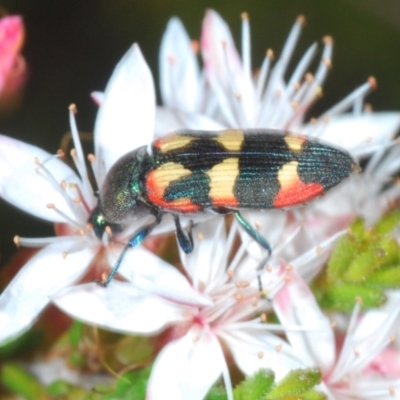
[95,147,153,232]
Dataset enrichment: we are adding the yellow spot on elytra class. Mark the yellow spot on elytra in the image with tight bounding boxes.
[277,161,300,189]
[156,135,194,153]
[150,162,192,196]
[206,157,240,206]
[284,136,305,152]
[213,130,244,152]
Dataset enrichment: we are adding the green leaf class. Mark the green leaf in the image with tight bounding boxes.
[114,336,154,365]
[0,329,43,360]
[374,209,400,235]
[206,385,228,400]
[321,283,385,311]
[98,368,151,400]
[46,380,73,396]
[301,390,327,400]
[0,363,47,400]
[234,369,275,400]
[348,218,366,239]
[344,247,387,281]
[327,235,357,280]
[265,368,321,399]
[68,321,84,346]
[367,265,400,287]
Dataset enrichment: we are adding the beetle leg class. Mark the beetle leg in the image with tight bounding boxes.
[255,253,271,297]
[234,211,272,256]
[234,211,272,296]
[174,215,194,254]
[99,213,162,287]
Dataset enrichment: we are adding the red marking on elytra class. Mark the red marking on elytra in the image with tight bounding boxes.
[146,173,201,213]
[273,181,324,208]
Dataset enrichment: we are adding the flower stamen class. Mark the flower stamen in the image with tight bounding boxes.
[46,203,82,229]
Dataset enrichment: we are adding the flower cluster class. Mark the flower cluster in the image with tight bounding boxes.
[1,9,400,400]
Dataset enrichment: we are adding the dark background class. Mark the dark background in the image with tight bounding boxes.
[0,0,400,266]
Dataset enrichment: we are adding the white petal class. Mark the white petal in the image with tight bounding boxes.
[0,135,80,222]
[159,18,200,113]
[94,44,156,173]
[223,330,303,381]
[274,271,335,373]
[330,292,400,384]
[180,217,227,288]
[114,247,213,307]
[0,239,95,344]
[201,10,242,90]
[155,107,225,137]
[147,328,223,400]
[304,112,400,151]
[52,281,187,335]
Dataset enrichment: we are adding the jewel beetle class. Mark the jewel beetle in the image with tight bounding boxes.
[90,129,359,286]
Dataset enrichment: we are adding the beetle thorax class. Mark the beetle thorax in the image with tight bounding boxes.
[99,146,152,224]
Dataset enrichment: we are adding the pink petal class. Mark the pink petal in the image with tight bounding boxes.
[90,91,104,106]
[274,271,335,373]
[201,10,242,89]
[147,328,223,400]
[159,18,200,113]
[0,16,24,93]
[0,239,95,344]
[52,281,187,335]
[0,134,80,222]
[94,44,156,174]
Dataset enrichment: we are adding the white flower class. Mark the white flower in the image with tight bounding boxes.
[159,10,400,152]
[52,216,342,400]
[159,9,400,266]
[0,44,207,344]
[275,271,400,399]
